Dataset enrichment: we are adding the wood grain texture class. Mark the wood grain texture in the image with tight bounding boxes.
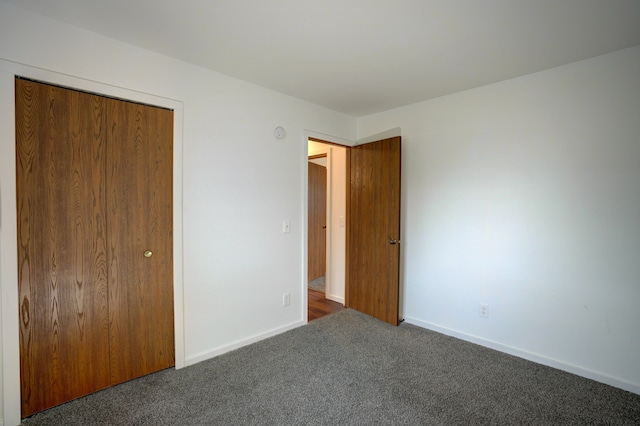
[347,136,401,326]
[308,161,327,282]
[107,99,174,385]
[17,79,175,417]
[344,149,352,308]
[308,289,345,322]
[16,79,110,417]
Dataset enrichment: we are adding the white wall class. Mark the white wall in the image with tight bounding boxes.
[308,141,347,303]
[0,3,356,424]
[358,46,640,394]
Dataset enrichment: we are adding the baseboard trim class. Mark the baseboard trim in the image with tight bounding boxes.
[326,294,344,304]
[185,320,305,367]
[403,316,640,396]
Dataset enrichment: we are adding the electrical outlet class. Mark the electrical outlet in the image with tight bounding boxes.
[283,292,290,306]
[479,303,489,318]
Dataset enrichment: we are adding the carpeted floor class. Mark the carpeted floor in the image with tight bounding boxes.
[21,309,640,425]
[308,276,325,293]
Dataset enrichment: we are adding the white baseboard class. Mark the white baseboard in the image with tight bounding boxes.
[326,294,344,304]
[403,316,640,396]
[184,320,305,367]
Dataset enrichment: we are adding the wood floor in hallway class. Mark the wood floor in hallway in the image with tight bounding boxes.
[308,288,345,322]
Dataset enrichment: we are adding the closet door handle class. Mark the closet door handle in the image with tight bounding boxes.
[144,250,153,258]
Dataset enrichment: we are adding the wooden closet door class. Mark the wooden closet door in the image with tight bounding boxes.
[106,98,175,385]
[16,79,110,417]
[17,79,175,417]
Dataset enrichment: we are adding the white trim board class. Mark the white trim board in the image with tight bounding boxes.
[185,320,305,366]
[404,316,640,396]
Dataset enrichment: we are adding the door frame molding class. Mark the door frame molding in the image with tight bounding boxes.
[0,59,185,426]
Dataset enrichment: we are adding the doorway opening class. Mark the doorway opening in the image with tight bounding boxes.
[307,139,347,321]
[305,133,402,326]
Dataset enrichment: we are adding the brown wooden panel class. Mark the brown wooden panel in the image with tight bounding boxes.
[308,161,327,282]
[107,99,174,385]
[347,136,401,325]
[308,289,345,322]
[16,79,110,416]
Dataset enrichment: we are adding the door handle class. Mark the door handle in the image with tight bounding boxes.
[144,250,153,258]
[389,239,400,245]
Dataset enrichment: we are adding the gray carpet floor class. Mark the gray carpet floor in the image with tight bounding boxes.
[308,276,325,293]
[22,309,640,425]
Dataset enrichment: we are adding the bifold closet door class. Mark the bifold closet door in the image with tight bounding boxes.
[16,78,174,417]
[16,79,111,417]
[106,97,175,385]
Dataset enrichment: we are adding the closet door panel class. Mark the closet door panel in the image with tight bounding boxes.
[107,99,175,385]
[16,79,110,417]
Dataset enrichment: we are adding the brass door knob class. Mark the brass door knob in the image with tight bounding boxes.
[144,250,153,258]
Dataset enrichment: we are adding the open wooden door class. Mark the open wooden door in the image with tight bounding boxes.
[308,160,327,283]
[346,136,401,325]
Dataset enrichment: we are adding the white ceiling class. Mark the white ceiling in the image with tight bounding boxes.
[5,0,640,116]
